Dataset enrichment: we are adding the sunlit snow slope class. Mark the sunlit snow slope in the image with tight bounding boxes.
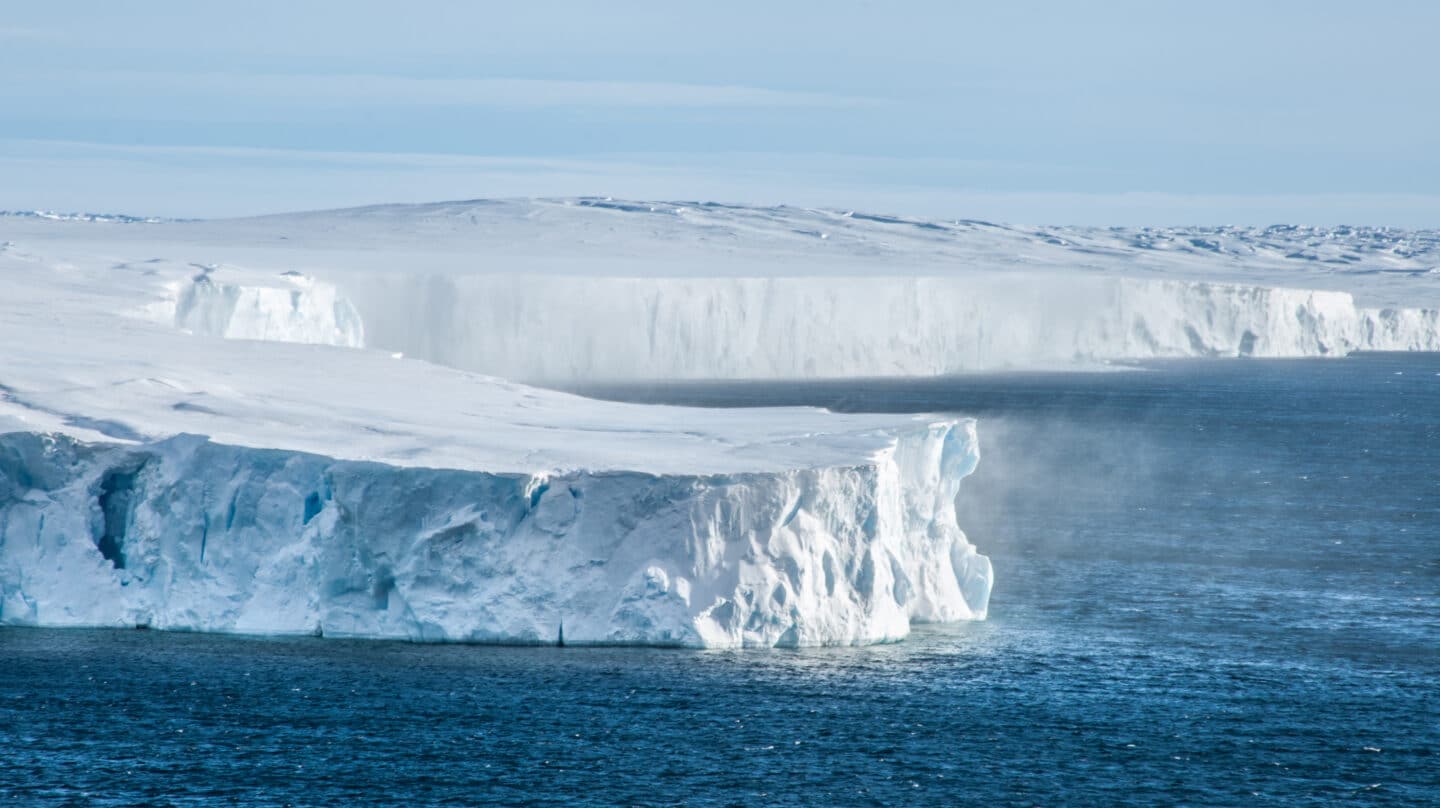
[8,198,1436,380]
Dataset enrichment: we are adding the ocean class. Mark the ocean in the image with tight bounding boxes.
[3,353,1436,806]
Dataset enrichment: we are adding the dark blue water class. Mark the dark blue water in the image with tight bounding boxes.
[3,354,1437,806]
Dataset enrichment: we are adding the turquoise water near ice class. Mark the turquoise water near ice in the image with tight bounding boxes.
[3,354,1436,806]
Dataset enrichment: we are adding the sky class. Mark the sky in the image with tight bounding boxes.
[2,0,1438,225]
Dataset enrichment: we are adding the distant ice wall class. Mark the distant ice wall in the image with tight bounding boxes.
[336,273,1440,381]
[144,264,1440,381]
[0,423,990,648]
[151,271,364,347]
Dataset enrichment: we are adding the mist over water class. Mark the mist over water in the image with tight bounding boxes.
[3,354,1437,806]
[585,356,1439,651]
[578,353,1440,799]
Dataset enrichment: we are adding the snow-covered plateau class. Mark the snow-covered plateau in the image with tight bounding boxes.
[2,198,1438,646]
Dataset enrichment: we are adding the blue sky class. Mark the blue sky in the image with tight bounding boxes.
[3,1,1438,224]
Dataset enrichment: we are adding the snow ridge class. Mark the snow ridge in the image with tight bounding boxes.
[0,210,173,224]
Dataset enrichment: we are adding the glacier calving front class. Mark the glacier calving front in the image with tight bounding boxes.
[0,424,988,647]
[3,199,1440,646]
[338,274,1439,380]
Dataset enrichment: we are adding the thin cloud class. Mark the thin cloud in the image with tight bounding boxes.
[0,139,684,172]
[5,139,1439,227]
[43,70,883,109]
[0,27,52,40]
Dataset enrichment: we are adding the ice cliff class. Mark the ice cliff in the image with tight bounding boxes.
[164,268,364,348]
[341,273,1440,381]
[0,422,988,647]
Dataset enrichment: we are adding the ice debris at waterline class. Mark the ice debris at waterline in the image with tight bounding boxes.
[0,237,988,647]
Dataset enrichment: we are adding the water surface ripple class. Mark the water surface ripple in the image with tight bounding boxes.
[3,354,1437,806]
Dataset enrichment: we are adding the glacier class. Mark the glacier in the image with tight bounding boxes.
[8,198,1438,381]
[0,424,987,647]
[0,226,989,647]
[3,198,1439,646]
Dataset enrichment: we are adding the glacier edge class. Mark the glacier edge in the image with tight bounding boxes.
[0,421,989,648]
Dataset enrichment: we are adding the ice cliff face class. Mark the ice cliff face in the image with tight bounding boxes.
[154,268,364,347]
[342,273,1440,381]
[0,423,988,647]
